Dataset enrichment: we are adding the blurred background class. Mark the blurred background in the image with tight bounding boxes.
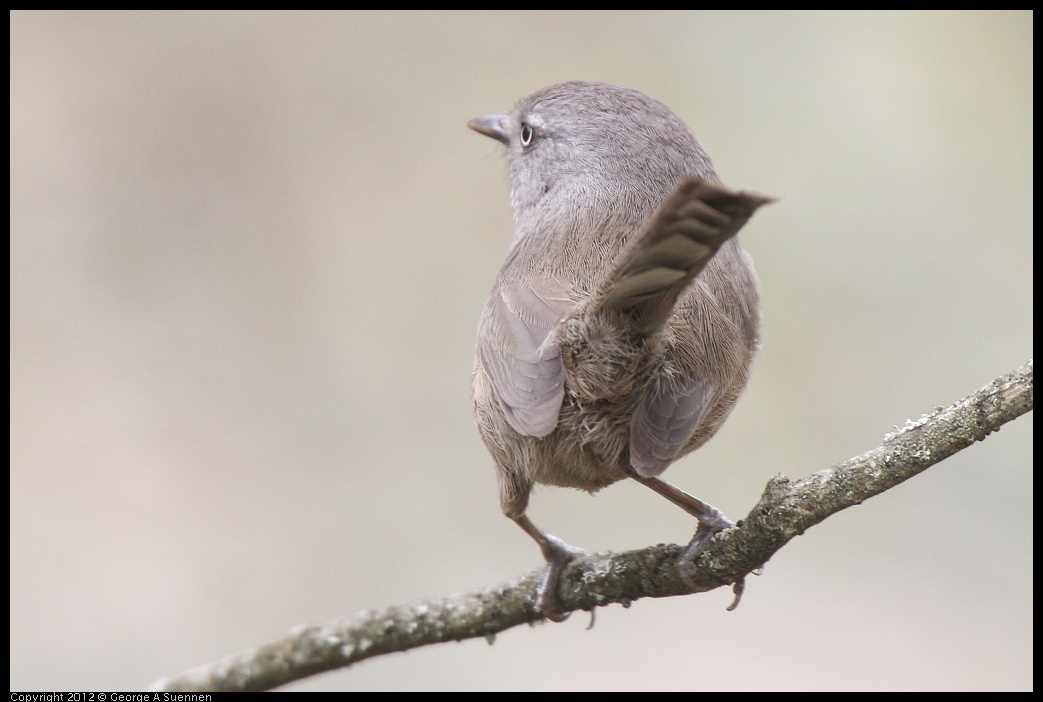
[10,11,1031,691]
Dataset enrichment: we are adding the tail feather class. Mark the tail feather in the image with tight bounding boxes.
[598,178,774,334]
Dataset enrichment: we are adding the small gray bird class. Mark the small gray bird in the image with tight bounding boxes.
[468,81,772,620]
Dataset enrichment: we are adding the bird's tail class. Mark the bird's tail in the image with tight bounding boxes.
[595,178,774,335]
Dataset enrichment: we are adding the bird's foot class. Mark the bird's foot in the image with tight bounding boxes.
[535,533,586,622]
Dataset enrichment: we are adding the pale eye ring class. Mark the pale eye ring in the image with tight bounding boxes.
[519,122,534,146]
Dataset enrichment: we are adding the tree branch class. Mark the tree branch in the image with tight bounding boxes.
[151,360,1032,692]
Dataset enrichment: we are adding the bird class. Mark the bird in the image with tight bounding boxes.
[467,81,773,620]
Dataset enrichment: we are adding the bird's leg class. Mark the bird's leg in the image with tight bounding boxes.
[626,471,735,564]
[513,514,585,622]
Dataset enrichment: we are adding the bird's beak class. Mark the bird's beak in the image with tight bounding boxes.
[467,114,510,145]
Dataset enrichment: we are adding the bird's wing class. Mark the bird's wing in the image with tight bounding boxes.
[477,277,577,437]
[629,373,717,477]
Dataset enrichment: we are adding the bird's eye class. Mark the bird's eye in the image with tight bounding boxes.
[519,122,534,147]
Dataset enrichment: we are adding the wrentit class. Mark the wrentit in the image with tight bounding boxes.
[468,82,772,620]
